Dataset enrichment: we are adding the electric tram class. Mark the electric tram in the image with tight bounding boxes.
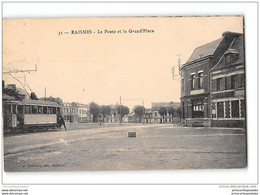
[3,99,62,131]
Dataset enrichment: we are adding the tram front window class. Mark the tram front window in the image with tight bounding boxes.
[12,105,17,114]
[5,104,11,115]
[18,105,24,114]
[53,107,57,114]
[57,107,61,115]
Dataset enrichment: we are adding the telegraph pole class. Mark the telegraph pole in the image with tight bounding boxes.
[177,54,181,74]
[3,64,38,97]
[172,55,182,80]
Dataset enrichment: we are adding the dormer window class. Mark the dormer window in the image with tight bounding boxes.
[224,49,239,65]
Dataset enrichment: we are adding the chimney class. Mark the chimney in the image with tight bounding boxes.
[222,31,242,38]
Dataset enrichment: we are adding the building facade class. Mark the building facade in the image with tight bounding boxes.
[62,102,90,123]
[77,103,91,123]
[180,31,245,127]
[146,102,180,124]
[210,34,245,127]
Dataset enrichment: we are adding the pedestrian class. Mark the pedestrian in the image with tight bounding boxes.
[60,115,67,130]
[58,115,67,130]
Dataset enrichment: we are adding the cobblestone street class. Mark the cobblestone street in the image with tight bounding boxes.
[4,123,246,172]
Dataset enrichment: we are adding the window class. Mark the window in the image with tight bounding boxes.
[216,78,221,91]
[241,99,245,118]
[12,105,17,114]
[217,102,224,118]
[225,54,231,64]
[237,74,245,89]
[43,106,47,114]
[18,105,24,114]
[25,105,30,114]
[57,107,61,114]
[211,103,216,118]
[53,107,57,114]
[198,72,203,88]
[38,106,43,114]
[225,52,239,65]
[47,107,53,114]
[191,74,195,89]
[231,75,237,89]
[32,106,38,114]
[192,101,204,118]
[231,100,239,118]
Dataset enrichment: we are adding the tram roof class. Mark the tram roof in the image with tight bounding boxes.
[5,99,60,106]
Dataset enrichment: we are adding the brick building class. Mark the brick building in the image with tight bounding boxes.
[180,31,243,127]
[210,33,245,127]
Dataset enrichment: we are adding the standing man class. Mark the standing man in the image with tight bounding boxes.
[60,115,67,130]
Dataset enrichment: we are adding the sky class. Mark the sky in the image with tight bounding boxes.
[3,16,243,110]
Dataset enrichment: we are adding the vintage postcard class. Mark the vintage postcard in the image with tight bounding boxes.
[3,16,246,172]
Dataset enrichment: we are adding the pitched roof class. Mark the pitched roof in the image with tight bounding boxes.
[186,38,223,63]
[211,35,244,70]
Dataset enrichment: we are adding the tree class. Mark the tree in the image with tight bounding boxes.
[134,106,145,123]
[101,105,111,122]
[89,102,101,122]
[158,107,167,123]
[168,107,176,123]
[117,105,130,118]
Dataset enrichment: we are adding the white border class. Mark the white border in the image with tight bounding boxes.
[1,2,258,185]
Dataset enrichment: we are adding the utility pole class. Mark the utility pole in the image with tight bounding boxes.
[172,55,182,80]
[3,64,38,97]
[45,87,47,98]
[177,54,181,75]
